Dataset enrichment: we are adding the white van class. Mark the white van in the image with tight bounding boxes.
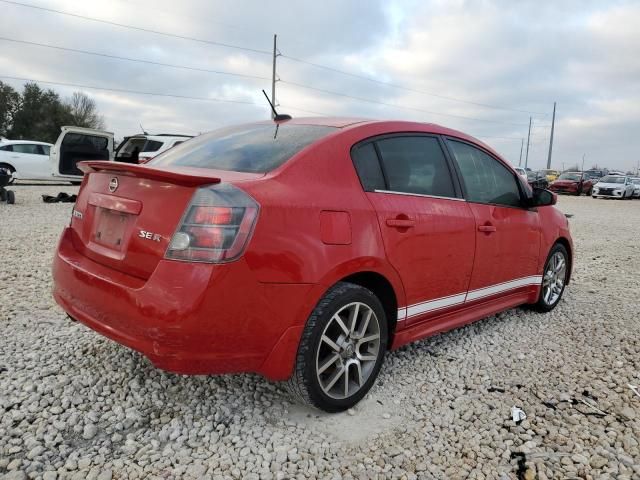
[50,126,114,183]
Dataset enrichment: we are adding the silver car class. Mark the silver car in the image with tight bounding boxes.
[592,175,635,199]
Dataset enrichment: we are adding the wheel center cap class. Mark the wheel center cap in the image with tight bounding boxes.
[344,343,355,358]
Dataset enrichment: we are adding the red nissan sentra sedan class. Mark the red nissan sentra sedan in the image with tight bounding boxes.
[52,118,572,412]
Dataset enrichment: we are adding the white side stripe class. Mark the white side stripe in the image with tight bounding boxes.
[397,275,542,322]
[464,276,542,302]
[406,293,466,319]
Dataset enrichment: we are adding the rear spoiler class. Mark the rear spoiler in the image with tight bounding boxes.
[79,161,221,187]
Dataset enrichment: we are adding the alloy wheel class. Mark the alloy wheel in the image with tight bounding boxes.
[315,302,381,400]
[542,251,567,306]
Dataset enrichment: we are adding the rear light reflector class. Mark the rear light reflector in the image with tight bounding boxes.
[165,183,259,263]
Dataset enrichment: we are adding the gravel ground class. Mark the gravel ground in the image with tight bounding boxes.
[1,183,639,480]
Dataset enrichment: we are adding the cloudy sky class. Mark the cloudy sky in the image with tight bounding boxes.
[1,0,639,171]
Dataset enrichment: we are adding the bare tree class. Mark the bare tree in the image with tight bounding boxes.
[66,92,105,130]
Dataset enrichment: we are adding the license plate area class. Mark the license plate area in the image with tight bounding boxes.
[94,207,132,251]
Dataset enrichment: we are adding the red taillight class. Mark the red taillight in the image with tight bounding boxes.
[165,184,259,263]
[188,206,234,225]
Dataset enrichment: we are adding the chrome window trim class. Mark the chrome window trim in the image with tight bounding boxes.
[372,189,466,202]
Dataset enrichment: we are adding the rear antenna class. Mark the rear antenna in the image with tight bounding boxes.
[139,124,149,135]
[262,90,291,122]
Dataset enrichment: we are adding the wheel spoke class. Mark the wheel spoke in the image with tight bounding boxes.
[344,363,350,397]
[354,361,363,386]
[348,303,360,335]
[356,310,372,339]
[358,353,377,362]
[324,365,345,391]
[359,333,380,344]
[332,314,350,335]
[321,335,341,352]
[318,353,340,374]
[554,257,565,273]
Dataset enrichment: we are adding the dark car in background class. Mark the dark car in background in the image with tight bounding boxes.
[527,170,549,189]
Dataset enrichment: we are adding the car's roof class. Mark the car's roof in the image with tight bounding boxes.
[274,117,499,155]
[0,139,53,146]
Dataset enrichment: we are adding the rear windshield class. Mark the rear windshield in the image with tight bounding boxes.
[151,124,337,173]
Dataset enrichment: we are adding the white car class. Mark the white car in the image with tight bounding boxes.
[630,177,640,198]
[115,134,192,164]
[0,140,53,182]
[514,167,528,180]
[592,175,635,199]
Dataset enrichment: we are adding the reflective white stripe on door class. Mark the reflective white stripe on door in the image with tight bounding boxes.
[397,275,542,321]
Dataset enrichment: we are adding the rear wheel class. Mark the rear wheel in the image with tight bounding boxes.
[287,282,388,412]
[532,243,569,312]
[6,190,15,204]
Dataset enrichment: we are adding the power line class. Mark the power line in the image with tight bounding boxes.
[0,0,271,56]
[0,75,262,106]
[281,80,532,127]
[281,55,548,116]
[0,37,270,81]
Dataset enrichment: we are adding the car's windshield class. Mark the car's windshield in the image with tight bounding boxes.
[151,123,337,173]
[527,171,540,180]
[558,173,582,181]
[599,176,625,184]
[631,178,640,184]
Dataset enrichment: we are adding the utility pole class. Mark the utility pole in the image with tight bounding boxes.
[525,116,532,169]
[581,153,586,172]
[518,138,524,167]
[270,34,280,119]
[546,101,556,169]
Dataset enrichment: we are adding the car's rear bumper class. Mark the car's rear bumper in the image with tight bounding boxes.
[52,227,312,380]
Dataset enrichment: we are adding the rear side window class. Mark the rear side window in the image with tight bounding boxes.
[62,134,108,151]
[351,143,385,191]
[376,136,456,198]
[151,124,336,173]
[447,140,522,207]
[12,144,42,154]
[143,140,163,152]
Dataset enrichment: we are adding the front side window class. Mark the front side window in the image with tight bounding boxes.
[375,136,456,198]
[40,145,51,156]
[143,140,163,152]
[0,145,13,152]
[447,140,522,207]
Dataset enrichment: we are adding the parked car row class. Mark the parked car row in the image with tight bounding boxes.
[0,129,192,183]
[592,175,640,199]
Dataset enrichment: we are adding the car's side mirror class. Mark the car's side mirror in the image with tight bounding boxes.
[529,187,557,207]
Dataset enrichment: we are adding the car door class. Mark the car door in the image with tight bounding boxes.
[351,134,476,325]
[445,139,541,302]
[50,127,114,180]
[11,144,51,180]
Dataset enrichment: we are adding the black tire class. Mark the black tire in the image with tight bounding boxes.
[532,243,569,312]
[6,190,15,204]
[286,282,388,412]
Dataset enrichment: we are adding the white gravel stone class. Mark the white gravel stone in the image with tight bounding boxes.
[2,186,640,479]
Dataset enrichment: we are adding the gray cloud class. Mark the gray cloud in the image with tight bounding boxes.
[0,0,638,171]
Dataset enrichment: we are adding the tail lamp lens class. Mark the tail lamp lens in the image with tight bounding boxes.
[165,183,259,263]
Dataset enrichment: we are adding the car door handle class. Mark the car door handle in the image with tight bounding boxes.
[386,218,415,228]
[478,224,496,233]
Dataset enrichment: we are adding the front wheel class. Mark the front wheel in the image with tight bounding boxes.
[532,243,569,312]
[287,282,388,412]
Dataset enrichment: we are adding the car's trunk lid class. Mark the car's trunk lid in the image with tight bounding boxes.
[70,161,263,279]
